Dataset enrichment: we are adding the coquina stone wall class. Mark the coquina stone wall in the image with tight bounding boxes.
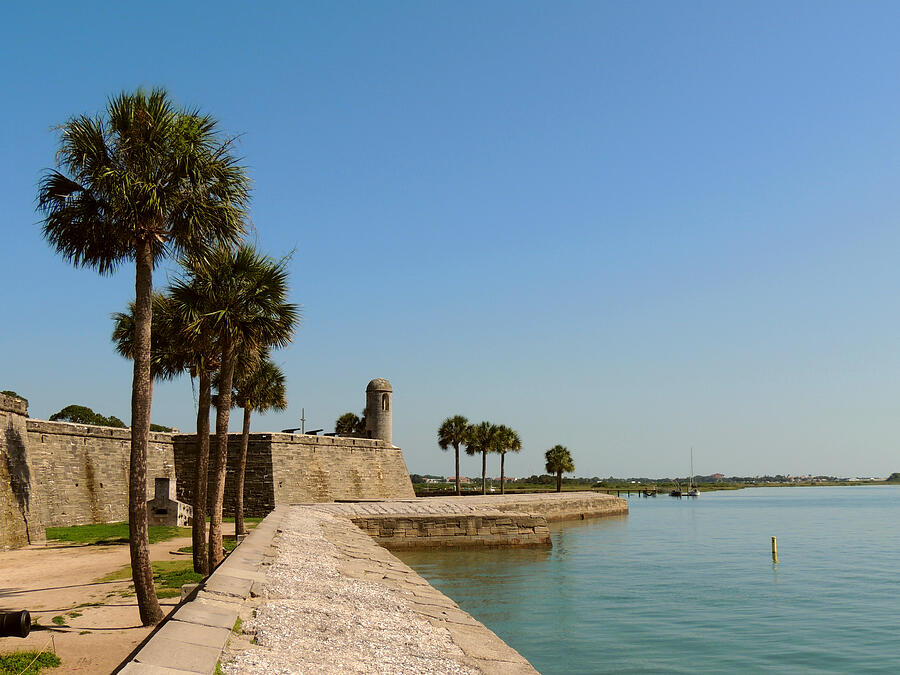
[0,394,45,550]
[25,419,176,528]
[173,432,415,517]
[349,512,551,549]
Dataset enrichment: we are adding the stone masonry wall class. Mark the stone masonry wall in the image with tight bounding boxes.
[173,433,416,517]
[349,512,551,549]
[268,433,415,505]
[25,420,175,527]
[172,434,275,518]
[0,394,45,550]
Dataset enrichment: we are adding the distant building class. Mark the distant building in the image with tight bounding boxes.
[447,476,471,484]
[423,478,445,484]
[711,473,724,481]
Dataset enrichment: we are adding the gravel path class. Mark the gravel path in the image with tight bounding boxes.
[222,509,482,675]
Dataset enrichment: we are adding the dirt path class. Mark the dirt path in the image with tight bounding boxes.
[0,537,194,674]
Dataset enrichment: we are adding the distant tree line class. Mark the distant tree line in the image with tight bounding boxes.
[47,403,173,431]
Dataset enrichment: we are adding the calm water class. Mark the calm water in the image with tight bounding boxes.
[397,487,900,673]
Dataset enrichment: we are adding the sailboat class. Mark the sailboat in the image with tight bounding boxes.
[687,448,700,497]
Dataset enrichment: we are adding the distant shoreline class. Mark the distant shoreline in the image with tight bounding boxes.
[414,480,900,497]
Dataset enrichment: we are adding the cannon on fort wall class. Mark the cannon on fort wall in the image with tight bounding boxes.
[0,610,31,638]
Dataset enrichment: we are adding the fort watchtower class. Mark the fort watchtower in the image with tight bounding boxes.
[365,378,392,444]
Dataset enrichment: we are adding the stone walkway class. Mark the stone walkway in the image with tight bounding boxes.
[119,493,628,674]
[222,508,536,674]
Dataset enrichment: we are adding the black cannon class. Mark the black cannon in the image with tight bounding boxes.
[0,610,31,638]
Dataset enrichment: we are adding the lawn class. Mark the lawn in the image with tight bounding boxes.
[46,517,262,546]
[45,523,190,546]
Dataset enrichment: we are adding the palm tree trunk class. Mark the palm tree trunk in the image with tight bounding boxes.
[208,335,235,570]
[556,471,562,492]
[482,451,487,495]
[500,452,506,495]
[235,405,251,537]
[455,445,460,496]
[192,368,211,575]
[129,239,163,626]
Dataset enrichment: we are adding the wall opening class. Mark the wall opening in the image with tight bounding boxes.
[382,393,389,411]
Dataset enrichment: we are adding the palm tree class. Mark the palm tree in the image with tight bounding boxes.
[336,411,366,436]
[466,421,500,495]
[111,293,190,382]
[438,415,469,495]
[230,357,287,536]
[177,244,298,570]
[495,425,522,495]
[166,279,226,575]
[545,445,575,492]
[38,89,249,625]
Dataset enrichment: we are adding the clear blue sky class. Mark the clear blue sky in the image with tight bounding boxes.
[3,1,900,479]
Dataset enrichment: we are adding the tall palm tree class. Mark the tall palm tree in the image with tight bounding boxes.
[228,355,287,536]
[438,415,469,495]
[495,425,522,495]
[168,281,224,575]
[177,244,298,570]
[38,89,249,625]
[466,421,500,495]
[545,445,575,492]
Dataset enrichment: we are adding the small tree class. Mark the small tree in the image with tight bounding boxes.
[437,415,469,495]
[545,445,575,492]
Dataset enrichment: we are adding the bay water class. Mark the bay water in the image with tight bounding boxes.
[397,486,900,673]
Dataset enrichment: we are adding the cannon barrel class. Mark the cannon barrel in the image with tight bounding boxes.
[0,610,31,638]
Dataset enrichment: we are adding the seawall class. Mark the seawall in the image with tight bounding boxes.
[313,492,627,550]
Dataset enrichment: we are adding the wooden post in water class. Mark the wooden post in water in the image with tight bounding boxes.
[771,536,778,563]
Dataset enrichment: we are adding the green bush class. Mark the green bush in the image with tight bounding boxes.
[0,651,61,675]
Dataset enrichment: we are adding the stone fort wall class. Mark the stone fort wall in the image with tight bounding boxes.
[0,392,415,549]
[172,433,415,517]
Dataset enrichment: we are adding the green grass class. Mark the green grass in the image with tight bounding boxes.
[50,616,66,627]
[233,618,242,633]
[222,517,263,526]
[45,523,191,546]
[98,560,204,599]
[0,651,61,674]
[178,537,239,555]
[46,518,261,547]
